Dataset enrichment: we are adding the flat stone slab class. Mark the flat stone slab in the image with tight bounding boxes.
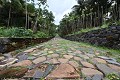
[24,69,36,78]
[31,52,43,56]
[58,58,69,63]
[98,56,116,61]
[81,68,103,77]
[85,76,92,80]
[0,58,18,68]
[63,55,73,59]
[68,61,79,68]
[46,64,80,79]
[17,54,28,62]
[24,64,48,79]
[44,48,49,51]
[24,48,36,53]
[11,60,32,67]
[80,61,95,69]
[3,53,12,58]
[108,64,120,72]
[47,54,59,58]
[33,70,44,79]
[92,58,107,64]
[33,56,46,64]
[46,59,60,64]
[75,50,82,54]
[96,64,118,75]
[86,54,95,58]
[78,55,89,60]
[92,74,103,80]
[48,51,54,54]
[0,67,28,78]
[98,56,111,60]
[73,56,82,61]
[43,65,55,78]
[106,60,120,66]
[27,56,36,60]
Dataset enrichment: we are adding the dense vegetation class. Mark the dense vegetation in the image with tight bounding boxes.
[58,0,120,36]
[0,0,56,38]
[0,27,55,38]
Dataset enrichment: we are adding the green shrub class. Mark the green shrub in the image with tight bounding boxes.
[106,73,120,80]
[33,31,49,38]
[0,27,33,38]
[0,27,54,38]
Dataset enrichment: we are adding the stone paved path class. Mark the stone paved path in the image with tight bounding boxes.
[0,36,120,80]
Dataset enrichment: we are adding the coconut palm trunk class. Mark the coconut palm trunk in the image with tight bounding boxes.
[25,0,28,29]
[33,15,38,33]
[101,6,103,24]
[90,12,93,27]
[119,5,120,20]
[28,14,29,29]
[7,2,11,28]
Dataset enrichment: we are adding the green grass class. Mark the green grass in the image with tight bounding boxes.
[106,73,120,80]
[58,39,120,62]
[78,42,120,53]
[77,42,120,62]
[62,23,120,62]
[67,24,109,36]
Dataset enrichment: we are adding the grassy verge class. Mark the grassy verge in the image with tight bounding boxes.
[59,39,120,62]
[67,24,109,36]
[78,41,120,62]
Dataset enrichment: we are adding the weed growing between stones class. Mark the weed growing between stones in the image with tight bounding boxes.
[106,73,120,80]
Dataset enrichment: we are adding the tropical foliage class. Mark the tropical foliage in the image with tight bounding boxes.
[0,27,53,38]
[0,0,56,38]
[58,0,120,36]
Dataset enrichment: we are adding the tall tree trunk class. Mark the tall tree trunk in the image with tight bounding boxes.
[91,13,92,27]
[84,15,86,28]
[83,15,85,28]
[8,4,11,28]
[33,16,38,33]
[101,6,103,24]
[81,16,83,29]
[25,0,27,29]
[28,14,29,29]
[98,5,100,27]
[115,3,117,21]
[119,4,120,20]
[79,16,81,29]
[94,12,96,27]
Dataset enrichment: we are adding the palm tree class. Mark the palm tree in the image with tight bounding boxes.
[25,0,28,29]
[5,0,12,27]
[33,0,47,33]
